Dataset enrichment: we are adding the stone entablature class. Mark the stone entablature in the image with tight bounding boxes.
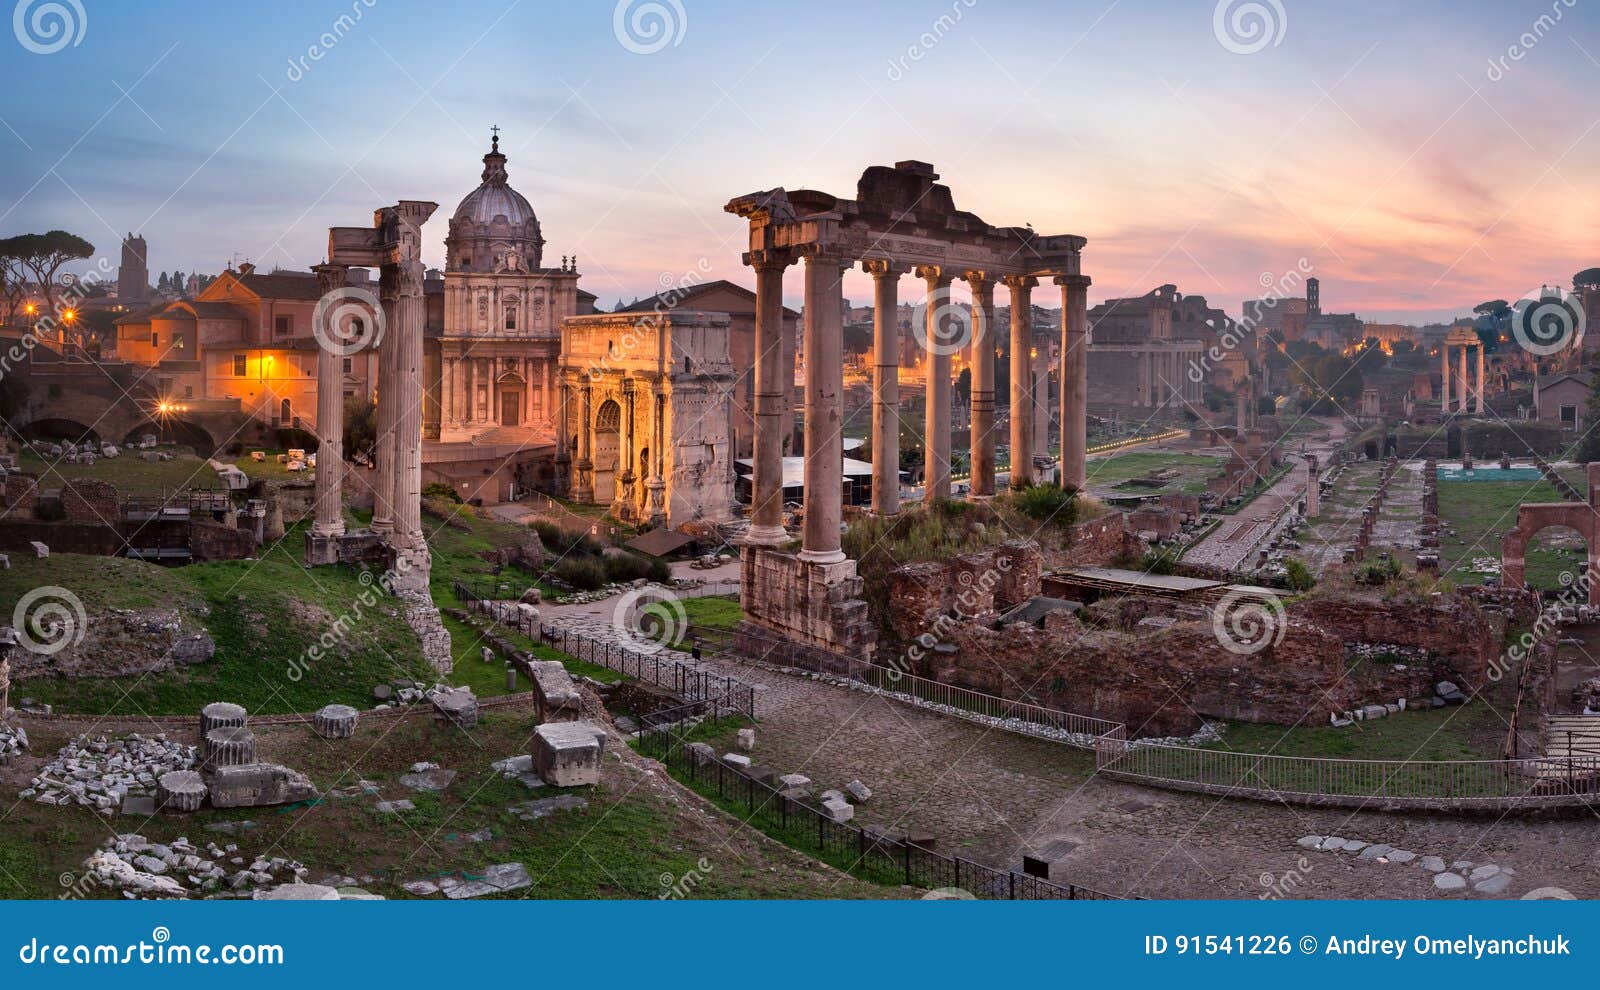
[558,311,737,527]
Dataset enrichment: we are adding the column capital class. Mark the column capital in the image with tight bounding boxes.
[861,258,909,279]
[312,262,348,294]
[1002,274,1038,292]
[800,245,853,270]
[746,248,796,272]
[1053,274,1093,290]
[913,264,952,286]
[963,270,997,300]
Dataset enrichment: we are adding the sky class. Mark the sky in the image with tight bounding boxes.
[0,0,1595,324]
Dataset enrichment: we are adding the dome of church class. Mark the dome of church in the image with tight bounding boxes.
[445,129,545,273]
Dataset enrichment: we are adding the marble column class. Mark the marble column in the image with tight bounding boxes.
[574,382,594,503]
[966,271,997,498]
[1458,345,1469,415]
[865,259,904,515]
[800,248,849,564]
[371,271,400,537]
[1032,352,1050,461]
[1446,345,1459,415]
[746,251,793,545]
[1005,276,1037,490]
[1475,346,1486,414]
[310,264,347,540]
[916,266,953,503]
[391,255,427,552]
[647,389,666,525]
[1057,274,1091,491]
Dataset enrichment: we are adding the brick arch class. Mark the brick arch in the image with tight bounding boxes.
[1502,468,1600,603]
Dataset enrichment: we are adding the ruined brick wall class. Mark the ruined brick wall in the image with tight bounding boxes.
[1160,493,1200,519]
[736,547,877,674]
[1296,594,1498,687]
[61,479,119,523]
[1043,513,1139,569]
[189,520,258,561]
[885,542,1043,642]
[1127,505,1181,539]
[0,473,39,520]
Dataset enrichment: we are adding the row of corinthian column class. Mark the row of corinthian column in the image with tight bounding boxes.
[742,247,1090,564]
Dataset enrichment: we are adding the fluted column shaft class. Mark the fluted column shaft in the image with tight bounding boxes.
[746,253,793,544]
[1440,346,1451,413]
[371,275,400,536]
[310,264,347,538]
[800,249,849,564]
[865,260,904,515]
[966,275,992,498]
[1005,277,1036,490]
[917,267,954,503]
[391,258,426,550]
[1057,274,1092,490]
[1475,346,1485,414]
[1458,345,1469,415]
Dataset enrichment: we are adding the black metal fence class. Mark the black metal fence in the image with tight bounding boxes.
[636,710,1122,901]
[541,624,758,720]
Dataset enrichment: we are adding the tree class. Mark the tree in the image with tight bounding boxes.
[1580,374,1600,463]
[342,394,378,462]
[0,248,27,326]
[1574,268,1600,290]
[1,230,93,317]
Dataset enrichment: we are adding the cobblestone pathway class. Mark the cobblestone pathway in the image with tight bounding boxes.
[541,604,1600,900]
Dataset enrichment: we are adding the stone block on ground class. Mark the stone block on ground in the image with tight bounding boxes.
[845,779,872,803]
[531,721,603,787]
[736,727,755,751]
[529,660,582,722]
[312,704,359,739]
[430,687,479,727]
[208,763,319,808]
[821,796,854,823]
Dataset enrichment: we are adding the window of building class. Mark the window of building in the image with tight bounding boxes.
[1561,404,1578,426]
[274,315,293,335]
[342,357,352,374]
[234,353,247,376]
[504,305,517,331]
[150,331,159,347]
[184,385,194,399]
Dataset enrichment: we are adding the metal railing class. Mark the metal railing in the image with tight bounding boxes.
[1094,735,1600,804]
[636,709,1123,900]
[541,624,758,720]
[858,663,1126,743]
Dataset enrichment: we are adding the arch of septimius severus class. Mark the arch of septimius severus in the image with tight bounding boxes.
[727,161,1087,669]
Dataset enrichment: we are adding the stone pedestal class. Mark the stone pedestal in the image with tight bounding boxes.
[431,686,479,727]
[530,660,582,722]
[735,546,877,675]
[303,531,343,566]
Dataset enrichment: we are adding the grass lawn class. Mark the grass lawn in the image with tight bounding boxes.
[1436,478,1581,588]
[1207,701,1508,762]
[17,447,221,496]
[1082,451,1223,496]
[0,714,886,899]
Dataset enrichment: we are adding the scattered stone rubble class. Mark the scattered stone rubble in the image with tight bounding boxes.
[1298,834,1519,896]
[23,733,195,812]
[83,833,313,899]
[0,723,28,763]
[401,862,532,899]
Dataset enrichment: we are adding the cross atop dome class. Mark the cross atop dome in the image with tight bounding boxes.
[490,124,499,152]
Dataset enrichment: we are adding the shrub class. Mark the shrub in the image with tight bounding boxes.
[422,482,462,504]
[1140,546,1179,575]
[1284,557,1316,592]
[531,520,604,557]
[550,556,608,591]
[602,551,671,585]
[1008,483,1079,527]
[1353,555,1400,586]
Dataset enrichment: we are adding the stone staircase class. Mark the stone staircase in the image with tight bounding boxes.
[469,425,551,447]
[1540,715,1600,781]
